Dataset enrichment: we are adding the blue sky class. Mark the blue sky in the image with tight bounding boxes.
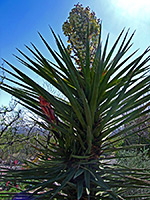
[0,0,150,106]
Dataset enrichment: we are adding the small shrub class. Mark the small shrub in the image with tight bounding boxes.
[116,149,150,199]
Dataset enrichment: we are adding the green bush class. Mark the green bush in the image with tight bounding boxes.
[116,149,150,199]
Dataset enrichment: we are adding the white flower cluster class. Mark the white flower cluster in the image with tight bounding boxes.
[62,3,101,67]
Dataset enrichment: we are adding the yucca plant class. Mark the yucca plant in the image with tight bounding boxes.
[0,24,150,199]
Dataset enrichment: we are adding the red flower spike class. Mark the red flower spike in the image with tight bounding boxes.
[39,96,56,123]
[14,160,18,166]
[6,181,10,187]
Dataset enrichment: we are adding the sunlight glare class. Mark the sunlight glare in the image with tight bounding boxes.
[113,0,150,17]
